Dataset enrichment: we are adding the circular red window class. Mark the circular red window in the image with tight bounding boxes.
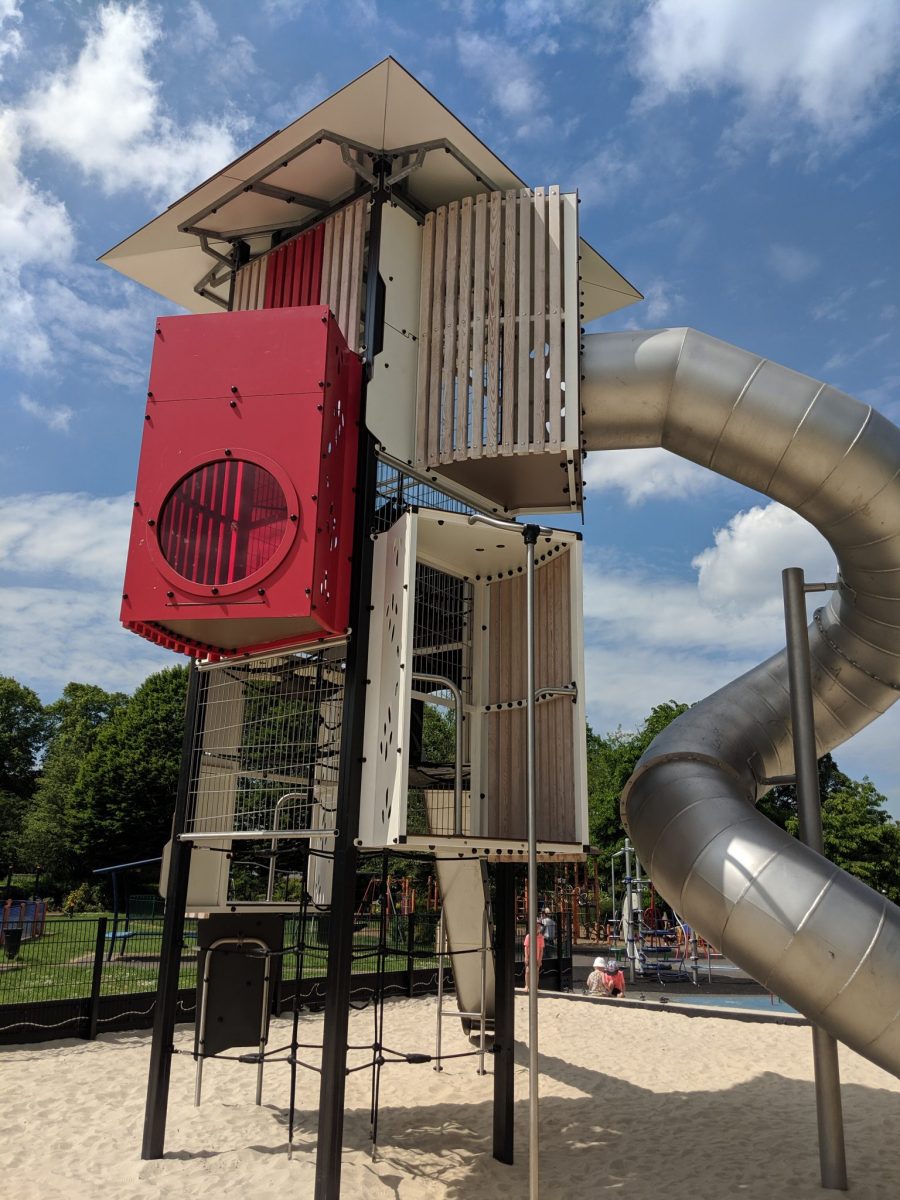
[157,460,289,586]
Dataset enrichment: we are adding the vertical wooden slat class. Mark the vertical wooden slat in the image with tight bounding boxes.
[485,190,502,456]
[516,189,532,452]
[531,186,546,449]
[470,192,487,458]
[427,206,447,465]
[320,216,333,309]
[264,246,280,308]
[346,198,366,353]
[454,196,473,461]
[501,190,518,456]
[440,200,459,461]
[338,204,354,339]
[547,185,562,452]
[415,213,435,469]
[310,223,324,307]
[233,267,245,311]
[330,209,345,323]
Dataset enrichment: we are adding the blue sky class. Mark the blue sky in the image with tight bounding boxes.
[1,1,899,807]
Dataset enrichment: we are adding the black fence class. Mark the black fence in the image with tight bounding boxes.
[1,907,573,1045]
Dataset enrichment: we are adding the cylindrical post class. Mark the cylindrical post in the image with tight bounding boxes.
[87,916,108,1040]
[143,662,204,1158]
[783,566,848,1191]
[523,524,540,1200]
[492,862,515,1165]
[623,838,635,983]
[434,910,445,1072]
[407,912,416,998]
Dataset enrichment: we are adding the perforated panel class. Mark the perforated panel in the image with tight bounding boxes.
[359,513,416,847]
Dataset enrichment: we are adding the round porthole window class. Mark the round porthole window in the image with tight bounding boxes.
[157,459,290,587]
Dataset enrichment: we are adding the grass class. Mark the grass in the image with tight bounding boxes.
[0,914,443,1007]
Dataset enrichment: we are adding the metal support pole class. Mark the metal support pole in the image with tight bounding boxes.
[783,566,848,1191]
[87,916,107,1041]
[623,838,635,984]
[492,862,515,1165]
[313,175,386,1200]
[523,523,540,1200]
[434,910,445,1072]
[142,662,204,1159]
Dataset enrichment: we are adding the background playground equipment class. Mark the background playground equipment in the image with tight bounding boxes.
[102,56,900,1199]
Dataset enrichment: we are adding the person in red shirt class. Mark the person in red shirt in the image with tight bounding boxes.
[600,957,626,997]
[524,928,545,989]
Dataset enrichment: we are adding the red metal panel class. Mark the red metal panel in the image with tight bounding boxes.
[260,224,325,312]
[121,306,361,657]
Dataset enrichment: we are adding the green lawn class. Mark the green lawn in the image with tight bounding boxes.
[0,914,442,1007]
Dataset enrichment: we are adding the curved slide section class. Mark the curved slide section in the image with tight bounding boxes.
[581,328,900,1077]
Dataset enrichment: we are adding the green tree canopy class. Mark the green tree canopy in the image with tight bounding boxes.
[19,682,128,883]
[0,675,48,868]
[65,666,188,872]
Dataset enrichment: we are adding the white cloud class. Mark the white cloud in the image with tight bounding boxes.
[692,503,836,615]
[768,243,820,283]
[18,394,73,433]
[22,2,242,202]
[572,141,641,208]
[0,492,173,700]
[0,493,134,586]
[456,31,536,120]
[583,501,838,735]
[0,0,22,76]
[583,447,717,505]
[632,0,900,147]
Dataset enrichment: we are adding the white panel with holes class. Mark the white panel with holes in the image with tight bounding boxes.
[359,513,417,847]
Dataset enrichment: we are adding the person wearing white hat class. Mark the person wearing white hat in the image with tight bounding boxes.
[585,956,606,996]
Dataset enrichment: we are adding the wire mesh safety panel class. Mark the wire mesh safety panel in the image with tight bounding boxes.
[409,562,474,838]
[186,644,346,839]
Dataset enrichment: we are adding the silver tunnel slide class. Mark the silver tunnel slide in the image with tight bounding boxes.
[581,327,900,1077]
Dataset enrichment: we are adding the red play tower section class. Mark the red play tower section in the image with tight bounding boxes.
[121,306,361,658]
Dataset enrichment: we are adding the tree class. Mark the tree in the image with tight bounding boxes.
[66,666,189,873]
[786,777,900,904]
[19,682,128,884]
[586,701,689,861]
[0,676,48,869]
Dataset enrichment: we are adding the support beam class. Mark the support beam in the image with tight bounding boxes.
[141,663,204,1159]
[492,862,516,1165]
[314,174,386,1200]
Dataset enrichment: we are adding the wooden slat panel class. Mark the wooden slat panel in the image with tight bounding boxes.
[414,213,435,469]
[265,244,282,308]
[531,186,546,450]
[501,190,518,456]
[485,190,502,456]
[454,196,473,461]
[516,189,532,452]
[309,222,324,307]
[547,185,562,452]
[427,205,447,465]
[440,200,459,462]
[470,192,487,459]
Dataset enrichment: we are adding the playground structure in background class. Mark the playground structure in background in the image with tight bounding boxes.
[103,57,900,1199]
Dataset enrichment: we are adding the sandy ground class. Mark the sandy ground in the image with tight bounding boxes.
[2,993,899,1199]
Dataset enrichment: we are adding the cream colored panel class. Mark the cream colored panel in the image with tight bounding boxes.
[359,513,417,847]
[366,203,423,460]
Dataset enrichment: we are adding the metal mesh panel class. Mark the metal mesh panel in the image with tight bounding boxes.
[186,644,345,839]
[410,563,473,838]
[374,460,472,533]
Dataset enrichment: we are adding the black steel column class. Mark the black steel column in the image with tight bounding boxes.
[142,661,204,1158]
[492,862,516,1164]
[314,173,387,1200]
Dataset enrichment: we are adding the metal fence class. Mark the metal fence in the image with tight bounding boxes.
[0,910,451,1044]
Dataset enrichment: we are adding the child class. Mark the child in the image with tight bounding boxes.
[601,957,626,997]
[586,956,606,995]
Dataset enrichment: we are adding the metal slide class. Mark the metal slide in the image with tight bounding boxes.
[434,857,495,1033]
[581,328,900,1077]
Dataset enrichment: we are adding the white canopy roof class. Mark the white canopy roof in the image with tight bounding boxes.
[100,57,641,320]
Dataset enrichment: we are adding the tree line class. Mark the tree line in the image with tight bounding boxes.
[2,673,900,905]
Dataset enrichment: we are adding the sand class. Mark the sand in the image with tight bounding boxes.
[2,993,899,1199]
